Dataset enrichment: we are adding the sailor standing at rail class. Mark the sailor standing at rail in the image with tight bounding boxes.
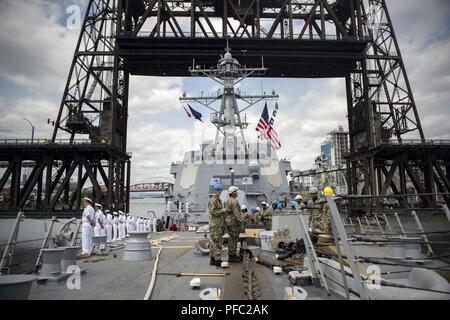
[141,217,146,231]
[81,197,95,254]
[146,217,152,232]
[118,211,126,239]
[105,210,113,243]
[117,212,122,239]
[179,201,183,216]
[152,215,157,232]
[135,216,140,231]
[125,213,130,237]
[131,214,137,231]
[100,206,107,237]
[142,217,147,231]
[112,212,119,241]
[127,214,133,234]
[136,216,141,232]
[123,212,129,238]
[94,203,105,237]
[118,211,124,240]
[123,211,128,238]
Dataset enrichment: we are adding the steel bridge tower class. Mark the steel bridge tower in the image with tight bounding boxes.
[1,0,449,218]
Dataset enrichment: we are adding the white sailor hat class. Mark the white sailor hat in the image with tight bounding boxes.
[105,210,110,213]
[82,197,92,203]
[256,207,261,211]
[261,201,267,205]
[94,203,102,209]
[118,210,124,214]
[294,195,303,201]
[228,186,238,194]
[241,205,247,210]
[113,211,118,215]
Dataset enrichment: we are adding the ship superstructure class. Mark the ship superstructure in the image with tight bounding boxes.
[169,46,291,222]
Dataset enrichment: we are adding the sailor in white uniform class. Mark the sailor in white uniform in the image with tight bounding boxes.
[127,214,133,235]
[120,211,127,239]
[94,203,105,237]
[141,218,146,231]
[100,208,107,237]
[105,210,113,243]
[152,215,157,233]
[131,215,137,231]
[118,212,123,239]
[146,217,152,232]
[166,198,172,213]
[136,216,142,231]
[81,197,95,254]
[140,217,145,231]
[112,211,119,241]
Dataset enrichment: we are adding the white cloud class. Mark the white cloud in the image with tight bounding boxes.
[128,76,183,117]
[0,0,78,96]
[0,97,55,139]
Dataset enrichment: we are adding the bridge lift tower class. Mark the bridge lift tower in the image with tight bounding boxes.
[0,0,449,218]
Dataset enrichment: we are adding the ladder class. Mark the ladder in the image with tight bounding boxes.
[325,195,368,300]
[295,213,330,295]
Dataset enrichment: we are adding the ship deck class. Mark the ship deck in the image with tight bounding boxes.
[28,231,340,300]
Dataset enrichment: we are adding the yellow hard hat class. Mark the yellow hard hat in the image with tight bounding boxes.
[322,186,334,196]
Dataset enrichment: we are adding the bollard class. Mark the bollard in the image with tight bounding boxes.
[194,239,209,255]
[92,236,108,255]
[284,286,308,300]
[199,288,221,300]
[61,246,81,274]
[0,275,37,300]
[123,231,152,261]
[39,248,69,282]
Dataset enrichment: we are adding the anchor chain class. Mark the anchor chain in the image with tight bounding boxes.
[242,250,261,300]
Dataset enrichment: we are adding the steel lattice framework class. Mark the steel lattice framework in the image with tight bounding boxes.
[1,0,449,218]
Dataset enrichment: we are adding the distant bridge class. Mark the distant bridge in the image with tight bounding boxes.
[129,177,174,192]
[81,177,175,193]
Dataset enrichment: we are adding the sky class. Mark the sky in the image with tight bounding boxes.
[0,0,449,184]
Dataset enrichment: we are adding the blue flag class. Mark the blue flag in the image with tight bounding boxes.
[188,104,203,122]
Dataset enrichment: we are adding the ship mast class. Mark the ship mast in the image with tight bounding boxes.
[180,40,278,159]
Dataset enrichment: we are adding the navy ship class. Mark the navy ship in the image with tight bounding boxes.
[167,47,291,225]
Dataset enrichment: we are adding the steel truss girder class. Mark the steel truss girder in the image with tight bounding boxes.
[128,0,362,40]
[0,144,130,219]
[348,144,450,211]
[52,0,129,154]
[345,0,433,210]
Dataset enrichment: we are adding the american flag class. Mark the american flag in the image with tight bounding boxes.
[256,103,281,150]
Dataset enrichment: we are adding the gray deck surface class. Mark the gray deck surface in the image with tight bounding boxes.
[28,231,342,300]
[28,232,229,300]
